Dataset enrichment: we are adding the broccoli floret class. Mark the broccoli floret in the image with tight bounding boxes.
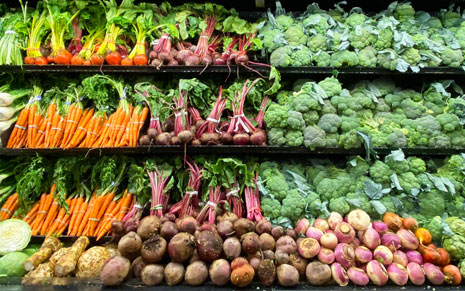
[290,46,312,66]
[303,125,326,149]
[292,93,320,112]
[265,169,289,201]
[408,157,426,174]
[326,133,339,147]
[285,130,304,147]
[385,93,403,108]
[418,190,446,220]
[374,29,393,50]
[415,115,442,137]
[303,110,320,125]
[262,29,286,51]
[303,14,329,34]
[264,103,288,128]
[441,48,464,67]
[428,134,452,148]
[261,197,281,219]
[346,13,366,27]
[267,128,286,145]
[318,77,342,97]
[285,24,308,46]
[280,189,306,222]
[321,100,337,114]
[400,98,426,119]
[307,34,327,53]
[377,49,399,70]
[398,172,421,194]
[387,129,408,148]
[339,129,362,149]
[436,113,460,132]
[329,197,351,215]
[314,51,331,66]
[448,129,465,147]
[442,11,462,28]
[287,110,305,130]
[275,14,294,29]
[395,3,415,22]
[372,78,396,96]
[276,91,292,106]
[270,46,292,67]
[340,116,360,132]
[330,50,359,67]
[370,161,392,184]
[317,113,342,133]
[358,46,378,67]
[385,154,410,174]
[401,47,421,65]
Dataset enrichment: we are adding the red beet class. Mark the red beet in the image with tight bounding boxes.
[233,133,250,145]
[250,129,267,145]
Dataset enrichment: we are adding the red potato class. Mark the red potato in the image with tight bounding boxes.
[141,264,164,286]
[164,262,185,286]
[100,256,131,286]
[209,259,231,286]
[185,261,208,286]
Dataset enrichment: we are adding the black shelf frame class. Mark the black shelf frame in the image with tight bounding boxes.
[0,146,462,157]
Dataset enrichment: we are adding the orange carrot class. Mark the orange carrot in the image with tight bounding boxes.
[46,112,61,147]
[68,197,83,235]
[24,202,40,225]
[88,194,106,236]
[44,102,57,146]
[0,193,18,221]
[65,108,94,148]
[7,108,29,148]
[97,199,123,240]
[46,198,71,236]
[40,199,58,235]
[70,200,88,236]
[95,199,118,236]
[51,118,65,148]
[77,193,96,236]
[63,106,84,147]
[33,116,47,148]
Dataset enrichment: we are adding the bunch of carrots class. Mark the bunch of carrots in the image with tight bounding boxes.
[20,186,134,240]
[6,80,149,149]
[0,193,18,221]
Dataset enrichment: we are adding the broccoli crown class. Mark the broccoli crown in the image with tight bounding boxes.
[317,113,342,133]
[303,125,326,149]
[340,116,360,132]
[346,191,373,214]
[290,46,312,66]
[385,155,410,174]
[264,103,288,128]
[408,157,426,174]
[292,93,321,112]
[377,49,398,70]
[370,161,392,184]
[395,4,415,22]
[418,190,446,220]
[441,48,464,67]
[372,78,396,95]
[374,29,393,50]
[398,172,420,194]
[424,216,444,241]
[303,14,329,34]
[401,47,421,65]
[261,197,281,219]
[275,14,295,29]
[330,50,359,67]
[276,91,292,106]
[267,128,286,146]
[285,24,308,46]
[303,110,320,125]
[326,133,340,147]
[264,169,289,201]
[262,29,286,51]
[444,235,465,260]
[270,46,292,67]
[415,115,442,137]
[358,46,378,67]
[314,51,331,66]
[448,129,465,147]
[436,113,460,132]
[400,98,426,119]
[316,177,349,200]
[443,11,462,28]
[329,197,351,215]
[428,134,452,148]
[318,77,342,97]
[346,13,366,27]
[287,110,306,130]
[339,130,362,149]
[285,130,304,147]
[280,189,306,222]
[307,34,327,53]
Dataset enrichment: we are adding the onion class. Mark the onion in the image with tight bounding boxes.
[406,250,423,264]
[381,233,401,252]
[396,229,419,250]
[313,218,329,231]
[318,248,335,264]
[373,245,393,266]
[366,260,389,286]
[387,263,408,286]
[320,233,338,250]
[334,243,355,268]
[372,221,388,234]
[393,250,408,267]
[347,210,371,231]
[347,267,369,286]
[305,227,323,242]
[424,262,445,285]
[328,213,343,230]
[298,238,320,259]
[407,262,425,285]
[295,218,310,235]
[355,246,372,264]
[334,222,355,243]
[331,262,349,286]
[362,228,380,250]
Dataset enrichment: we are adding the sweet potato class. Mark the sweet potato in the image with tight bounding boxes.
[118,232,142,261]
[197,230,223,262]
[277,264,300,287]
[141,264,164,286]
[209,259,231,286]
[137,216,161,241]
[140,235,167,263]
[185,261,208,286]
[168,232,196,263]
[164,262,184,286]
[100,256,131,286]
[223,237,241,260]
[258,259,276,286]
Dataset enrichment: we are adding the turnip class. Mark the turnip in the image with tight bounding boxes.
[372,221,388,234]
[335,243,355,268]
[334,222,355,243]
[298,238,320,259]
[407,262,425,285]
[305,227,323,242]
[347,267,369,286]
[306,261,331,285]
[320,232,338,249]
[406,250,423,264]
[318,248,335,264]
[362,228,380,250]
[397,229,419,250]
[393,250,408,267]
[347,209,371,231]
[373,245,393,266]
[381,232,401,252]
[313,218,329,231]
[331,262,349,286]
[355,246,372,264]
[366,260,389,286]
[424,262,445,285]
[387,263,408,286]
[295,218,310,235]
[168,232,196,263]
[328,212,343,230]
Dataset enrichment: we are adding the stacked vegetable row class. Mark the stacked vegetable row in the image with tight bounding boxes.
[4,1,263,69]
[4,75,276,148]
[260,1,465,71]
[265,77,465,149]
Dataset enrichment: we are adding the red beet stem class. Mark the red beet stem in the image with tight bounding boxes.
[169,159,202,218]
[196,86,226,139]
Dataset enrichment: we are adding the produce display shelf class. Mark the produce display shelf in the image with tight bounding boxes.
[0,146,463,157]
[2,65,465,76]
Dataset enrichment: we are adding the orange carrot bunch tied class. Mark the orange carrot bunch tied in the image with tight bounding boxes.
[0,193,18,221]
[24,11,49,65]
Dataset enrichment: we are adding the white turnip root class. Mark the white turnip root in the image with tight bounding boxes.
[298,238,320,259]
[347,209,371,231]
[141,264,164,286]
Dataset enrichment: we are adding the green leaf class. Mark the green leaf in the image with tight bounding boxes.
[364,178,390,200]
[357,131,378,161]
[370,200,387,215]
[390,173,403,191]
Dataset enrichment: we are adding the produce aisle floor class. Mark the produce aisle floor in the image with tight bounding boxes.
[1,280,464,291]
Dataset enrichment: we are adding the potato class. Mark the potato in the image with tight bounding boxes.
[260,233,276,251]
[185,261,208,286]
[276,235,297,254]
[164,262,184,286]
[141,264,164,286]
[137,216,161,241]
[100,256,131,286]
[258,259,276,286]
[209,259,231,286]
[118,232,142,260]
[277,264,299,287]
[223,237,241,260]
[306,261,331,285]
